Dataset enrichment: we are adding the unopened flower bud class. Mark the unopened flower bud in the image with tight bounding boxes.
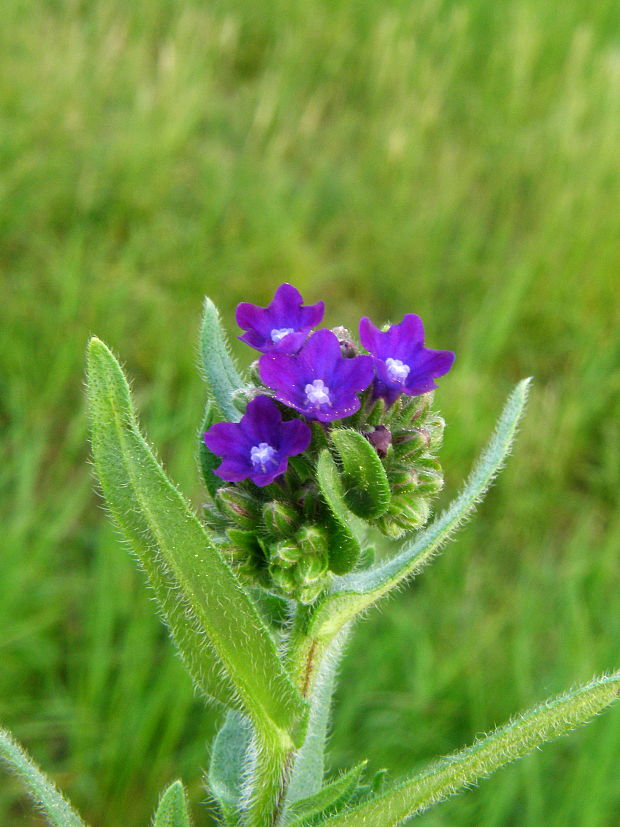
[387,469,418,495]
[295,552,328,585]
[392,428,430,461]
[216,486,260,529]
[296,525,329,559]
[376,495,431,537]
[391,495,431,530]
[426,414,446,448]
[269,562,298,595]
[262,500,300,539]
[415,457,444,495]
[270,539,302,565]
[364,425,392,458]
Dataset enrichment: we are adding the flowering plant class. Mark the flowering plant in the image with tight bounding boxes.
[1,285,618,826]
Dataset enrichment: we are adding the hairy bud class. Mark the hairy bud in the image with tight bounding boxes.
[215,486,260,529]
[262,500,300,539]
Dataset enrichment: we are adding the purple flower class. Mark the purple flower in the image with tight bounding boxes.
[259,329,374,422]
[236,283,325,354]
[359,314,455,405]
[204,395,311,487]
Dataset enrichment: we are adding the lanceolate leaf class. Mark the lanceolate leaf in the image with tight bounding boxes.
[330,429,390,519]
[287,761,367,825]
[316,450,362,575]
[207,711,251,824]
[319,671,620,826]
[153,780,191,827]
[0,728,86,827]
[200,296,245,422]
[87,338,307,744]
[308,379,532,643]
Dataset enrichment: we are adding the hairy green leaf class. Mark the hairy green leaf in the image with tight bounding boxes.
[200,296,245,422]
[316,450,362,574]
[208,712,251,824]
[309,379,532,643]
[87,338,307,744]
[330,429,390,519]
[0,728,86,827]
[319,671,620,825]
[153,780,191,827]
[287,761,367,825]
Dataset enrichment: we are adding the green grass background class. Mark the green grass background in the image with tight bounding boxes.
[1,0,619,823]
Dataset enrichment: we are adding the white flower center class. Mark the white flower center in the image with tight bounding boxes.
[250,442,278,472]
[385,357,410,384]
[305,379,331,407]
[271,327,295,344]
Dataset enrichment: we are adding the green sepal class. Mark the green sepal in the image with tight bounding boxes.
[315,450,362,575]
[330,429,390,519]
[0,727,86,827]
[198,401,225,498]
[319,671,620,826]
[87,338,308,744]
[153,780,191,827]
[287,761,368,825]
[207,711,251,825]
[200,296,245,422]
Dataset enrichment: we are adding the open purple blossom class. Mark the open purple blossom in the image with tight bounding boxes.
[359,314,455,405]
[235,283,325,354]
[259,329,374,422]
[204,395,311,486]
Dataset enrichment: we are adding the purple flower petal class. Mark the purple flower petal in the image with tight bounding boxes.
[235,283,324,354]
[360,313,454,404]
[259,329,374,422]
[203,395,311,486]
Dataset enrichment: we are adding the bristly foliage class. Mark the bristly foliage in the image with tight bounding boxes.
[2,288,618,827]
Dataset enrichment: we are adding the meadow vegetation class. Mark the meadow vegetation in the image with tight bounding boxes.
[1,0,619,823]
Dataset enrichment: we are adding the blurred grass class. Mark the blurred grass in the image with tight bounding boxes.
[1,0,619,823]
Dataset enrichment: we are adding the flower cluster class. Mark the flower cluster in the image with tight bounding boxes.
[202,283,454,602]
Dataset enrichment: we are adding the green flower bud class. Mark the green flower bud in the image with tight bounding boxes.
[391,495,431,530]
[415,457,444,495]
[376,495,431,537]
[392,428,430,461]
[262,500,300,539]
[295,552,328,585]
[296,525,329,559]
[426,414,445,448]
[269,562,298,595]
[270,539,303,565]
[399,392,433,426]
[387,468,418,495]
[215,486,260,529]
